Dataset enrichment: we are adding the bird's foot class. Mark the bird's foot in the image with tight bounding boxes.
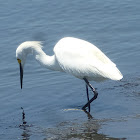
[83,109,93,119]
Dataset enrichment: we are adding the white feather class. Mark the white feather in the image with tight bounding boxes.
[54,37,123,81]
[16,37,123,82]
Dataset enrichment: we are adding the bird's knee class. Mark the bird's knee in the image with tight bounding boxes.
[94,91,98,99]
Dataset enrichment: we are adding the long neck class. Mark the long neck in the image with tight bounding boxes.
[31,47,62,71]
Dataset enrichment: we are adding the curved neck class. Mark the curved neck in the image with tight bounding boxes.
[32,47,62,71]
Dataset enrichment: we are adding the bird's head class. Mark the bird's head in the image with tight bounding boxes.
[16,41,43,89]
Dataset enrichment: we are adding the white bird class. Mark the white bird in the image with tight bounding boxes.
[16,37,123,112]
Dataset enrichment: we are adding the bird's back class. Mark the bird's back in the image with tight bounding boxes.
[54,37,123,81]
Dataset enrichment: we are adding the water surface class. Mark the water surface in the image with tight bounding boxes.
[0,0,140,139]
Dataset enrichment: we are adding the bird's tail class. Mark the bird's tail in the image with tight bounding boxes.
[103,65,123,80]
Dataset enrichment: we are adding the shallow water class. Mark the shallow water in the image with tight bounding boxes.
[0,0,140,140]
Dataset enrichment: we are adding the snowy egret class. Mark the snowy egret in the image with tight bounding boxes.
[16,37,123,112]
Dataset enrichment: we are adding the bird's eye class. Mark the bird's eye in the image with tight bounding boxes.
[17,59,21,64]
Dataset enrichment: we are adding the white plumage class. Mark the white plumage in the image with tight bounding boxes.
[54,37,122,81]
[16,37,123,81]
[16,37,123,111]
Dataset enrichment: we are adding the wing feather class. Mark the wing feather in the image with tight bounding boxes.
[54,37,122,81]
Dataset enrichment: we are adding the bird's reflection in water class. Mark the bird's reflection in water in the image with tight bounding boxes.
[21,131,30,140]
[17,107,126,140]
[19,107,31,140]
[42,108,126,140]
[43,117,125,140]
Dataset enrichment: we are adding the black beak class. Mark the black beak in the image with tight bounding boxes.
[20,63,23,89]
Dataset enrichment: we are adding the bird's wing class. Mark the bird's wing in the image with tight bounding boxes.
[53,37,122,81]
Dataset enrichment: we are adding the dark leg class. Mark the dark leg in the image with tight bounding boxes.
[82,78,98,111]
[83,109,93,119]
[86,84,90,112]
